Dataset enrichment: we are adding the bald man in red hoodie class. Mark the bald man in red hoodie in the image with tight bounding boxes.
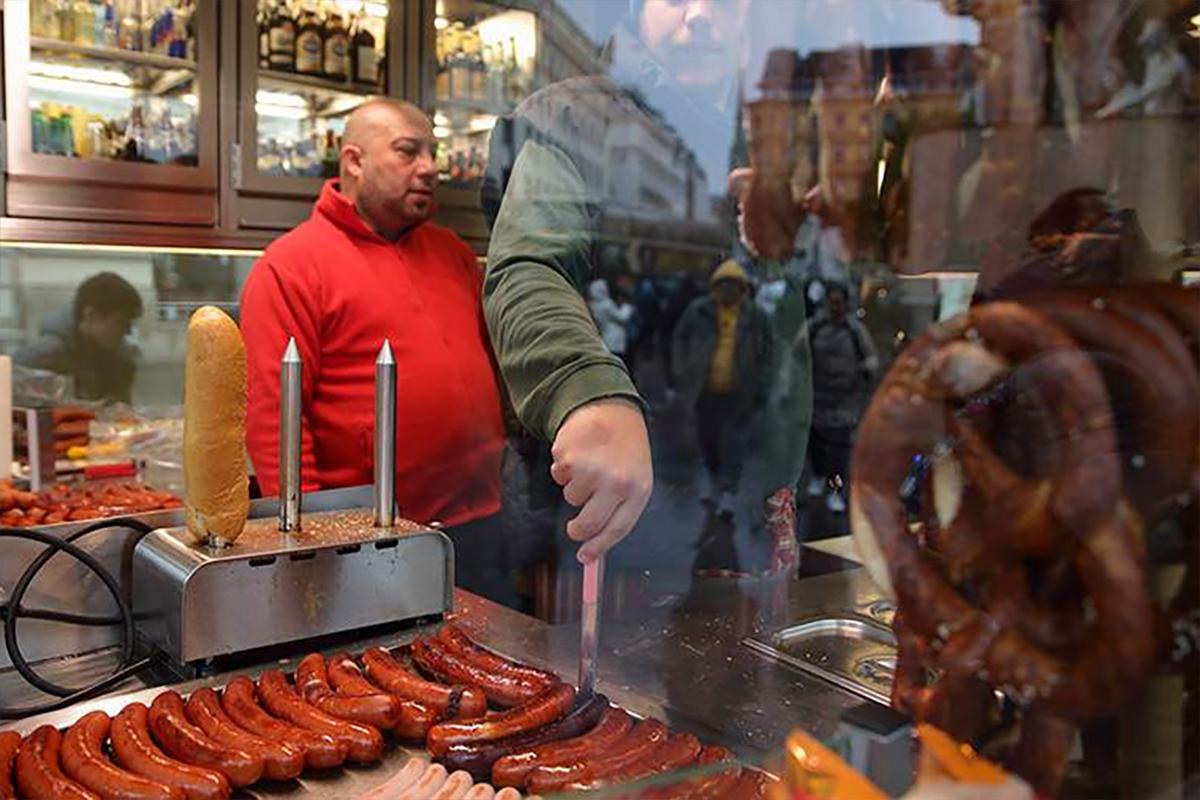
[240,100,508,597]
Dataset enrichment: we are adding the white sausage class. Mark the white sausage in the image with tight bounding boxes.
[360,757,428,799]
[431,770,474,800]
[395,763,448,800]
[462,784,496,800]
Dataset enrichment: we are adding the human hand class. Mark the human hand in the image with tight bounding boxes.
[550,398,653,563]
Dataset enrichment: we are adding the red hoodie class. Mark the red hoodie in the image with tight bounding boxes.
[240,180,504,527]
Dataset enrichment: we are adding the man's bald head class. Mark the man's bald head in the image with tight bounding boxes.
[338,99,439,239]
[342,99,432,157]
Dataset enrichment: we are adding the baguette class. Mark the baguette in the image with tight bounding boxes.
[183,306,249,546]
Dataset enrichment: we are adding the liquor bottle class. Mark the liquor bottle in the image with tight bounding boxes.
[321,129,339,177]
[505,36,522,103]
[32,0,59,38]
[466,29,485,103]
[116,0,140,50]
[101,0,117,46]
[322,10,348,81]
[268,0,296,71]
[258,1,270,68]
[351,12,378,86]
[486,43,505,109]
[55,0,76,43]
[168,0,191,59]
[71,0,92,44]
[450,24,471,102]
[294,4,324,77]
[92,0,107,46]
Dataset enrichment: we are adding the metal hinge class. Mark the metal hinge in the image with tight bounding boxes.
[230,143,242,189]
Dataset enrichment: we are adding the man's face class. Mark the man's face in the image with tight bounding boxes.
[640,0,743,89]
[713,279,743,307]
[827,291,846,320]
[79,307,134,351]
[345,110,438,231]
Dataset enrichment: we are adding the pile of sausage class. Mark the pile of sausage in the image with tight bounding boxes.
[0,625,769,799]
[0,480,182,527]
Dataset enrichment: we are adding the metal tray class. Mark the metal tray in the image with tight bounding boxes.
[742,616,897,706]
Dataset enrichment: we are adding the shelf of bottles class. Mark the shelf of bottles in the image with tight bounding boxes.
[432,0,537,186]
[253,0,388,179]
[26,0,200,165]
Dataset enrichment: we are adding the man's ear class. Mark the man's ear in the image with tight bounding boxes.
[341,144,364,178]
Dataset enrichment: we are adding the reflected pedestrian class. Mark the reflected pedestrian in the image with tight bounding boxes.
[672,260,772,517]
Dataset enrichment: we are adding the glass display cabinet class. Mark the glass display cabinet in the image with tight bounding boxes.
[3,0,220,225]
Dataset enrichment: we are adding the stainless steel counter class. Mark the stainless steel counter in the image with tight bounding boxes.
[2,567,885,769]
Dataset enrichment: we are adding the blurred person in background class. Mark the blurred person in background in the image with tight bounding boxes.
[15,271,143,404]
[672,260,772,517]
[587,279,637,375]
[797,283,877,513]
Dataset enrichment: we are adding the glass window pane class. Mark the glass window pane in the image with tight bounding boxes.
[27,0,200,165]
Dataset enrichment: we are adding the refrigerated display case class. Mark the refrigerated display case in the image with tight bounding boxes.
[3,0,219,225]
[229,0,406,231]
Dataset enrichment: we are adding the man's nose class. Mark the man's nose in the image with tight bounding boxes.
[415,150,437,180]
[684,1,715,39]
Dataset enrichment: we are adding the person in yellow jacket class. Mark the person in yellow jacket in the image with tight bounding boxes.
[671,260,772,517]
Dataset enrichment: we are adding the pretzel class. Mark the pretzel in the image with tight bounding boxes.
[850,302,1157,722]
[1016,287,1200,522]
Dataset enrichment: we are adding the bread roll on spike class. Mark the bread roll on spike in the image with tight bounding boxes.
[184,306,249,546]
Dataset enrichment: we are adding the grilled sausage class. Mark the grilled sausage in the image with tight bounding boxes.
[412,637,544,708]
[111,704,231,800]
[148,691,263,788]
[326,652,386,696]
[526,718,668,794]
[326,652,438,739]
[645,745,741,800]
[61,711,186,800]
[220,676,347,770]
[295,653,406,730]
[427,682,575,758]
[0,730,21,800]
[362,646,486,720]
[185,688,305,781]
[727,768,772,798]
[257,670,382,763]
[443,692,609,782]
[14,726,99,800]
[491,705,631,788]
[435,626,557,692]
[562,731,700,792]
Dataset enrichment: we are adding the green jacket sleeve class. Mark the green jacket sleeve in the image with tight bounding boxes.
[483,138,642,441]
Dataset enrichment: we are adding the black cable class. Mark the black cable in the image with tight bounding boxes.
[0,655,157,721]
[0,518,156,706]
[0,607,123,626]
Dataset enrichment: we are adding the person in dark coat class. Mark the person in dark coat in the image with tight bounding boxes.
[672,259,772,517]
[15,272,143,404]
